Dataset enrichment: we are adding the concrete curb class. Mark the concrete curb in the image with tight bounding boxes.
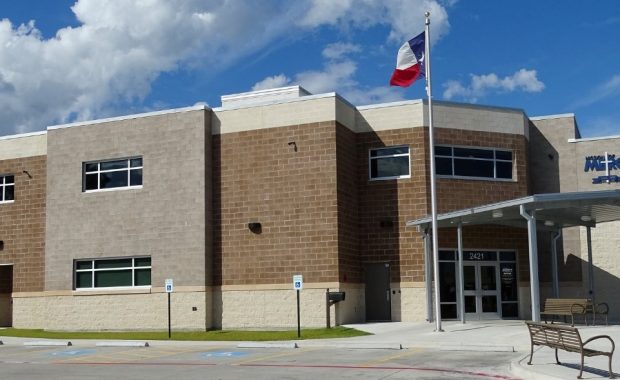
[237,342,298,349]
[299,342,402,350]
[24,341,72,346]
[509,354,565,380]
[96,341,150,347]
[435,344,515,352]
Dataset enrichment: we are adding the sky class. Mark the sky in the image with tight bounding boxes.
[0,0,619,138]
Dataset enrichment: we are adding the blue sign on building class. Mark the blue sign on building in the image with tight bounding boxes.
[584,153,620,184]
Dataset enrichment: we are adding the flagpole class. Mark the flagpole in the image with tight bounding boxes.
[425,11,443,332]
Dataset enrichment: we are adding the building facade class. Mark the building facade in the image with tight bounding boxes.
[0,86,618,330]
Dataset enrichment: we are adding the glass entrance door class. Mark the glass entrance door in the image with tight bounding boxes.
[463,263,500,320]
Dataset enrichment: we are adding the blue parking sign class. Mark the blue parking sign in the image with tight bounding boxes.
[293,274,303,290]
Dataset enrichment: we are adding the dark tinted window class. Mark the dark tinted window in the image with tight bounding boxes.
[370,147,410,180]
[454,147,493,159]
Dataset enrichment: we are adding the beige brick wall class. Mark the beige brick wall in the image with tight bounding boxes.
[45,109,211,293]
[580,221,620,322]
[431,102,528,137]
[213,285,360,329]
[0,132,46,160]
[13,290,208,331]
[397,285,427,322]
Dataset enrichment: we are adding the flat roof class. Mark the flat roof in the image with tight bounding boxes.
[407,190,620,230]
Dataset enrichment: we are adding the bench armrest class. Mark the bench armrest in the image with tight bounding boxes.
[596,302,609,314]
[570,303,586,314]
[583,335,615,354]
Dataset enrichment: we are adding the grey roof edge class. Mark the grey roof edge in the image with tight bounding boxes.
[47,105,210,131]
[568,134,620,143]
[0,130,47,141]
[529,113,575,121]
[407,189,620,227]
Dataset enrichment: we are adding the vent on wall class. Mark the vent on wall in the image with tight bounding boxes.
[248,222,262,234]
[380,219,394,228]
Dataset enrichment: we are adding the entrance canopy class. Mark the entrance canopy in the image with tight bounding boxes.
[408,189,620,231]
[407,189,620,324]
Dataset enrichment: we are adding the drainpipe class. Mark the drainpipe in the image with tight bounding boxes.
[551,229,562,298]
[520,205,541,322]
[586,226,595,306]
[424,229,433,323]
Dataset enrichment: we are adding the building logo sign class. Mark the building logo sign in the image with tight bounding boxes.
[584,152,619,184]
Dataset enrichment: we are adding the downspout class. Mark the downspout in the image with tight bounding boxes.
[551,229,562,298]
[423,228,433,323]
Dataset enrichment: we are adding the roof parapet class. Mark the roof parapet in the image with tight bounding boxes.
[221,85,311,108]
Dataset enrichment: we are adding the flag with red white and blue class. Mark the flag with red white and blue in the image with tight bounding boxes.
[390,31,425,87]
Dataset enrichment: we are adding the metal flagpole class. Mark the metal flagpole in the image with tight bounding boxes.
[425,11,443,332]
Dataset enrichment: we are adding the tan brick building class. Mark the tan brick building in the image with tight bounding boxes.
[1,86,619,330]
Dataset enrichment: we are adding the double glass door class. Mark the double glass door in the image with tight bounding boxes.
[463,262,499,319]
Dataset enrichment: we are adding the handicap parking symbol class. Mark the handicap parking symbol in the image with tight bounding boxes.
[50,349,96,357]
[201,351,248,358]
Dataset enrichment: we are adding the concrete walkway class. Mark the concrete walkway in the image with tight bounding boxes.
[339,320,618,380]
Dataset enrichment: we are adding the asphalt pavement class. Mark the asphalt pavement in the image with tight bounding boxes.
[1,319,619,379]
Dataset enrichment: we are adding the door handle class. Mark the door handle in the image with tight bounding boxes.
[386,289,390,301]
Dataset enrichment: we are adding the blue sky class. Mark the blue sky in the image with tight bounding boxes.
[1,0,619,138]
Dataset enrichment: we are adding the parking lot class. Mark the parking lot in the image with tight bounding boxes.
[0,343,521,379]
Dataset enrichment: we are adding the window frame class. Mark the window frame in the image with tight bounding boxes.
[82,157,143,193]
[74,256,152,290]
[0,174,15,204]
[435,145,514,181]
[368,145,411,181]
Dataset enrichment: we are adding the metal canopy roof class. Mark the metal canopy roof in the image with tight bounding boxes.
[407,189,620,230]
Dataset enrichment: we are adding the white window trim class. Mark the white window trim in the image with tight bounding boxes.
[436,145,514,181]
[83,157,143,193]
[368,145,411,181]
[0,174,15,204]
[74,256,151,290]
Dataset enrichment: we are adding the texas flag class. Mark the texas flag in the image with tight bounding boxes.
[390,31,425,87]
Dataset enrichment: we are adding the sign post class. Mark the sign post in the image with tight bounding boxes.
[293,274,303,338]
[165,279,173,339]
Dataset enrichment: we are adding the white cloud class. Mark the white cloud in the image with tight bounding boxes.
[577,113,620,138]
[442,69,545,102]
[299,0,450,43]
[322,43,361,60]
[572,74,620,109]
[0,0,449,135]
[0,0,308,134]
[252,74,292,91]
[251,42,404,105]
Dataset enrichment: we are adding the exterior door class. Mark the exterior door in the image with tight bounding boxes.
[0,265,13,327]
[463,262,500,320]
[365,263,391,321]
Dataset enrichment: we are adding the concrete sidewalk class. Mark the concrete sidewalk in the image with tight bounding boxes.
[339,320,618,380]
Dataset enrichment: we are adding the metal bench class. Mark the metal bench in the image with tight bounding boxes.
[540,298,592,326]
[526,321,615,379]
[596,302,611,326]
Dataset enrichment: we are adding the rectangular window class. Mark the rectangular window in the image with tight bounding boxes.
[369,146,410,180]
[0,175,15,203]
[435,145,513,180]
[83,157,143,192]
[74,257,151,289]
